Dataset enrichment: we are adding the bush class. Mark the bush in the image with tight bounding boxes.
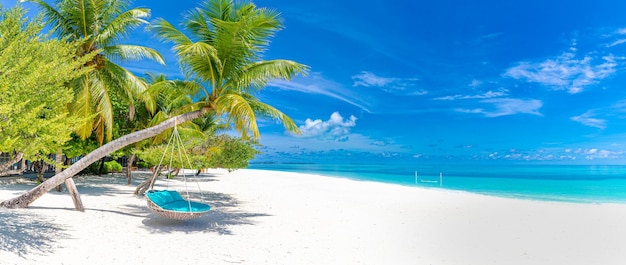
[104,161,123,173]
[136,160,150,169]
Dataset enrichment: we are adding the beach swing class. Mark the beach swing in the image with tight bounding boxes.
[145,124,211,220]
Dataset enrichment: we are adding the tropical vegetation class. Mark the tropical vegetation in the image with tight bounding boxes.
[0,6,95,176]
[26,0,165,145]
[0,0,308,209]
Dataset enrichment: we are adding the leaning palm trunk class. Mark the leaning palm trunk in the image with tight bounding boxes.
[0,108,210,209]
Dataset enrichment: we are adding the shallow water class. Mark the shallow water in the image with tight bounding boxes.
[249,163,626,203]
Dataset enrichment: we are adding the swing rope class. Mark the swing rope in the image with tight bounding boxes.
[145,121,211,220]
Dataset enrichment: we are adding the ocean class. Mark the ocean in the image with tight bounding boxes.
[248,163,626,204]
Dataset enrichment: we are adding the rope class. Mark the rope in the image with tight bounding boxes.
[177,129,207,205]
[173,127,193,212]
[149,125,177,190]
[151,118,208,214]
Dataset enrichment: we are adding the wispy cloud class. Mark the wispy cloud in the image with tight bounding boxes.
[480,32,503,40]
[269,73,372,112]
[607,39,626,48]
[455,98,543,117]
[295,112,357,141]
[608,28,626,47]
[570,100,626,129]
[352,71,422,95]
[469,79,483,88]
[504,51,618,94]
[435,89,508,101]
[352,71,397,87]
[571,111,607,129]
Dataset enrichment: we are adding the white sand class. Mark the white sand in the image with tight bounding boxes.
[2,169,626,265]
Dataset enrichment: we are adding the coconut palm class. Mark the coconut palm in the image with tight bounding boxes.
[1,0,308,208]
[152,0,308,138]
[25,0,165,144]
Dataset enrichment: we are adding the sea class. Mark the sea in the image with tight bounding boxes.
[248,163,626,204]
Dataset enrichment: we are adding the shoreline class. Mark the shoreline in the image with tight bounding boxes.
[249,164,626,205]
[2,169,626,264]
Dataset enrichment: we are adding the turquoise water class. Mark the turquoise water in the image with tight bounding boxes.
[248,163,626,204]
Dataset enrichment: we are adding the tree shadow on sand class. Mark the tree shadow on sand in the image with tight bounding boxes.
[0,209,68,258]
[141,191,269,235]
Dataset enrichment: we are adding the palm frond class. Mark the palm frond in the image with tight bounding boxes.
[201,0,234,21]
[92,70,114,143]
[183,7,214,43]
[243,94,300,134]
[177,125,207,142]
[228,59,309,92]
[146,111,171,144]
[103,44,165,65]
[150,18,193,45]
[215,93,259,139]
[179,42,220,83]
[23,0,73,38]
[70,75,96,140]
[70,0,97,38]
[97,7,150,46]
[103,61,155,115]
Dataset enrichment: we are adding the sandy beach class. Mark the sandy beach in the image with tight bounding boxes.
[2,169,626,265]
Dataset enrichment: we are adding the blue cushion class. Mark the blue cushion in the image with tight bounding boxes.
[147,190,210,213]
[162,200,211,212]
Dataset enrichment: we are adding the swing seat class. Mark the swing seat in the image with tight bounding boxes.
[146,190,211,220]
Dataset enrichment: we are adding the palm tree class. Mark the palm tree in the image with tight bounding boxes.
[26,0,165,144]
[151,0,308,138]
[1,0,308,208]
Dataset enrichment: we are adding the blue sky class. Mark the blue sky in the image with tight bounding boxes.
[7,0,626,164]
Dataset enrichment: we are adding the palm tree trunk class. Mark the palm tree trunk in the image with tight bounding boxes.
[0,107,210,209]
[97,157,106,175]
[126,153,136,185]
[55,150,64,192]
[54,150,84,211]
[134,165,162,195]
[65,178,84,212]
[34,161,45,183]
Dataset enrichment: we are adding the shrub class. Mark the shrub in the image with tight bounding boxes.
[104,161,123,173]
[136,160,150,169]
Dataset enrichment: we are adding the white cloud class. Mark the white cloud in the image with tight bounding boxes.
[352,71,422,94]
[607,39,626,48]
[483,98,543,117]
[454,108,485,115]
[571,111,607,129]
[409,90,429,96]
[469,79,483,87]
[571,148,624,160]
[269,73,372,112]
[352,71,397,87]
[455,98,543,117]
[505,52,618,94]
[296,112,357,140]
[570,100,626,129]
[435,89,508,101]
